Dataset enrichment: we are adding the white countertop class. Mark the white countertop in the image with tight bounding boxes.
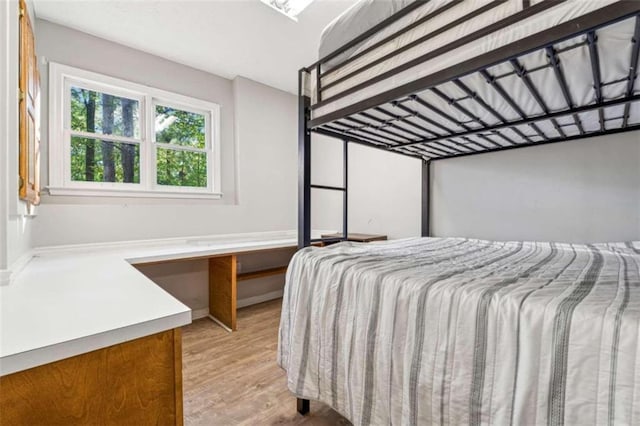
[0,230,309,376]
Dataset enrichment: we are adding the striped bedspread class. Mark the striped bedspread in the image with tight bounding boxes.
[277,238,640,425]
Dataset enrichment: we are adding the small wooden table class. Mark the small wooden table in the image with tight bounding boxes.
[320,233,388,243]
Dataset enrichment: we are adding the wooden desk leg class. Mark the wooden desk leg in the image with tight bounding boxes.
[208,255,237,331]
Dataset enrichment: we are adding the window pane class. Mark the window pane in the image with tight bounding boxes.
[155,105,206,148]
[156,147,207,188]
[70,87,140,138]
[71,136,140,183]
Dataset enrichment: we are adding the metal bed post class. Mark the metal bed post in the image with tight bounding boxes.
[343,139,349,240]
[297,67,311,414]
[297,397,310,416]
[298,68,312,250]
[297,67,312,415]
[422,160,430,237]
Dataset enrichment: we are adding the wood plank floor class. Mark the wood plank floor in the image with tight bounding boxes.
[182,299,350,425]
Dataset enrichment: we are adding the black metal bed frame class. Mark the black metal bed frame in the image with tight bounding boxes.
[295,0,640,415]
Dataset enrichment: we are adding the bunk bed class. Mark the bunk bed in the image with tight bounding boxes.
[279,0,640,424]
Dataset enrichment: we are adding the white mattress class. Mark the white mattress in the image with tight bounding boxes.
[309,0,637,139]
[319,0,417,69]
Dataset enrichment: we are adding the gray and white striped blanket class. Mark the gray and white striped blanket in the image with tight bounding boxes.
[277,238,640,425]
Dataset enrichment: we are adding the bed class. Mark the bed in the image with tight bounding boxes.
[278,238,640,425]
[285,0,640,423]
[311,0,637,123]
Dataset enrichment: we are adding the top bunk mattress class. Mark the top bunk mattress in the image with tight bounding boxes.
[309,0,627,124]
[319,0,418,69]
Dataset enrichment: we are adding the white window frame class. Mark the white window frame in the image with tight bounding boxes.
[48,62,222,199]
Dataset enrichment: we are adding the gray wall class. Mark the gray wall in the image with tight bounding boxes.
[33,20,300,246]
[431,131,640,243]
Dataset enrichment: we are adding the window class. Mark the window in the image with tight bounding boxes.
[49,63,221,199]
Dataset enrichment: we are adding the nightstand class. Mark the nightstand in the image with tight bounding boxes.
[320,232,388,243]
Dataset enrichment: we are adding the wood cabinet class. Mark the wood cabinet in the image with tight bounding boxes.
[0,329,183,426]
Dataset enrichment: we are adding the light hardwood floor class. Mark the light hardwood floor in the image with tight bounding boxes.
[182,299,350,425]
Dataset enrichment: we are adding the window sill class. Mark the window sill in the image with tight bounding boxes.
[47,187,223,200]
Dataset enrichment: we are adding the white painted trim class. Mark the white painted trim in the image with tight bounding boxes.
[69,130,142,145]
[208,315,232,333]
[48,62,222,198]
[0,0,10,270]
[0,251,34,285]
[237,290,284,309]
[147,294,281,323]
[2,229,336,283]
[31,229,297,254]
[47,186,223,200]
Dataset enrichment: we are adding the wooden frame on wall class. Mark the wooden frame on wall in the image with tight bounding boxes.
[18,0,40,205]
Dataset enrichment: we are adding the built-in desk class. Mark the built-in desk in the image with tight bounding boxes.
[135,244,296,332]
[0,230,317,425]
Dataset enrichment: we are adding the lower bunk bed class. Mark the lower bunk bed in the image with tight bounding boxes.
[278,237,640,425]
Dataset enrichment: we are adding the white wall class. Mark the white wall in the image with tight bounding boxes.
[431,132,640,243]
[311,133,422,238]
[1,0,35,279]
[32,21,302,246]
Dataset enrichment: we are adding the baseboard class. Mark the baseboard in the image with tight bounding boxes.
[184,292,283,321]
[189,290,283,320]
[191,307,210,320]
[207,315,232,332]
[237,290,284,309]
[1,251,35,285]
[0,268,11,286]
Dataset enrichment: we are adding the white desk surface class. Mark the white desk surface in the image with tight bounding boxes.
[0,230,306,376]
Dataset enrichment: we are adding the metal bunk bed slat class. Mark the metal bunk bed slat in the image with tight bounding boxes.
[586,31,605,132]
[509,58,567,138]
[433,123,640,161]
[389,94,640,150]
[623,16,640,128]
[545,46,585,135]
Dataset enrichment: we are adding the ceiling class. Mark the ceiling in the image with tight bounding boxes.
[33,0,356,94]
